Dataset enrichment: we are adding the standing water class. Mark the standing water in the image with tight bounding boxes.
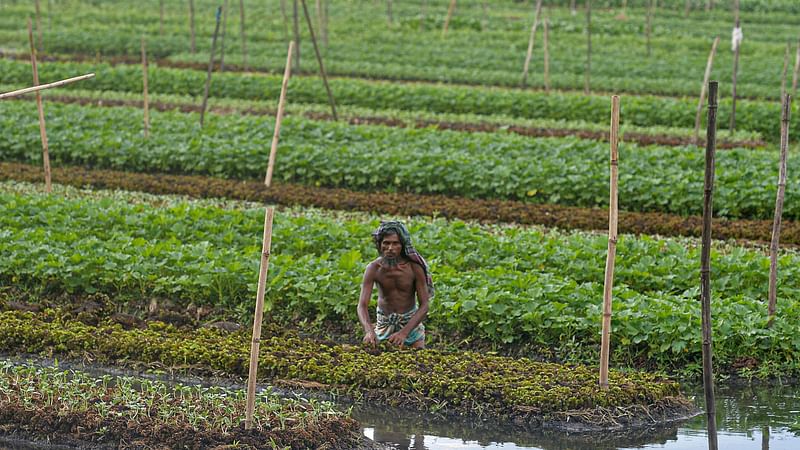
[355,384,800,450]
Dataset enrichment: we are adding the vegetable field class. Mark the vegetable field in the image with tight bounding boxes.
[1,0,799,447]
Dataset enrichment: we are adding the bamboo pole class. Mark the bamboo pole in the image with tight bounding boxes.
[730,1,741,134]
[293,0,300,70]
[220,0,229,72]
[768,94,792,325]
[27,18,51,193]
[240,0,248,71]
[701,80,719,450]
[34,0,42,52]
[781,42,790,99]
[442,0,456,38]
[521,0,543,88]
[0,73,95,99]
[265,41,295,187]
[200,7,223,128]
[543,18,550,92]
[585,0,592,95]
[244,206,275,430]
[645,0,653,57]
[189,0,196,54]
[599,95,620,390]
[694,37,720,142]
[300,0,337,120]
[142,37,150,139]
[793,38,800,98]
[160,0,165,35]
[280,0,289,42]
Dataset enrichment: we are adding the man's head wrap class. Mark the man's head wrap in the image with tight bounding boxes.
[372,221,434,296]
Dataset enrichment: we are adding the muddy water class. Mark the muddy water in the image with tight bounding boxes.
[355,384,800,450]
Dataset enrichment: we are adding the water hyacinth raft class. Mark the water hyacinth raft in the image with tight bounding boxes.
[0,309,698,431]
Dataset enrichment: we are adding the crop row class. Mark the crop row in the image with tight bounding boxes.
[2,184,800,376]
[0,58,791,142]
[0,309,688,426]
[4,161,795,245]
[0,99,796,220]
[0,1,796,97]
[0,361,361,449]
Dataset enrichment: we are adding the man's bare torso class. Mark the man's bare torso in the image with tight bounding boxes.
[372,257,417,314]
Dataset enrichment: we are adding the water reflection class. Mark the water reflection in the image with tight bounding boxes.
[357,384,800,450]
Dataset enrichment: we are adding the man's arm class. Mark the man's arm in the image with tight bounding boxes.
[357,262,378,346]
[389,263,430,345]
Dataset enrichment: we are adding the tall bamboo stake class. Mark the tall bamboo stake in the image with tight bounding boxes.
[793,38,800,97]
[768,94,792,325]
[442,0,457,38]
[781,43,790,99]
[521,0,543,88]
[293,0,300,70]
[244,206,275,430]
[280,0,289,42]
[189,0,196,54]
[300,0,337,120]
[694,37,720,142]
[240,0,248,71]
[701,80,719,450]
[200,7,223,128]
[645,0,653,57]
[141,37,150,139]
[730,0,741,133]
[34,0,42,51]
[0,73,95,100]
[543,18,550,92]
[220,0,229,72]
[585,0,592,95]
[160,0,165,35]
[265,41,295,187]
[27,18,51,193]
[599,95,620,390]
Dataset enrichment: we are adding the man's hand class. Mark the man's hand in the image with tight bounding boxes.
[387,331,408,347]
[362,330,378,347]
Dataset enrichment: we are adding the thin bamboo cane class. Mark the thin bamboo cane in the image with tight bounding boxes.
[265,41,295,187]
[160,0,165,35]
[200,7,223,128]
[142,37,150,139]
[34,0,42,52]
[244,206,275,430]
[220,0,229,72]
[694,37,720,142]
[300,0,337,120]
[793,38,800,97]
[599,95,620,390]
[280,0,289,42]
[768,94,792,325]
[781,43,790,99]
[293,0,300,70]
[240,0,248,71]
[584,0,592,95]
[442,0,456,38]
[189,0,196,54]
[0,73,95,99]
[543,18,550,93]
[27,18,51,193]
[701,80,719,450]
[521,0,543,88]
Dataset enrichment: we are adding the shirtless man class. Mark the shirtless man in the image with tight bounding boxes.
[357,221,434,349]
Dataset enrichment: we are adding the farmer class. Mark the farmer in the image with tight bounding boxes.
[357,221,434,349]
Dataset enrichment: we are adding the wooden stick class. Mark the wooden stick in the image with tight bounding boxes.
[220,0,229,72]
[768,94,792,325]
[442,0,456,38]
[35,0,42,52]
[543,18,550,92]
[200,7,223,128]
[701,80,719,450]
[599,95,620,390]
[244,206,275,430]
[265,41,295,187]
[585,0,592,95]
[0,73,95,99]
[792,38,800,97]
[300,0,337,120]
[781,42,790,99]
[240,0,248,71]
[142,37,150,139]
[27,18,51,193]
[160,0,165,36]
[645,0,653,57]
[293,0,300,70]
[694,37,720,142]
[521,0,543,88]
[189,0,196,54]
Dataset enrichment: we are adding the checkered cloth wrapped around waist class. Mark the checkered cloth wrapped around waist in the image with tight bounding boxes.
[375,307,425,345]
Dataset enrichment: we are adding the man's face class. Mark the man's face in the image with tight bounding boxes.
[380,233,402,259]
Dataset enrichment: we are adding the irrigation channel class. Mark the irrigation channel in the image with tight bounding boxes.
[354,383,800,450]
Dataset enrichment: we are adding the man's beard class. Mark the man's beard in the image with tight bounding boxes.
[380,256,399,267]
